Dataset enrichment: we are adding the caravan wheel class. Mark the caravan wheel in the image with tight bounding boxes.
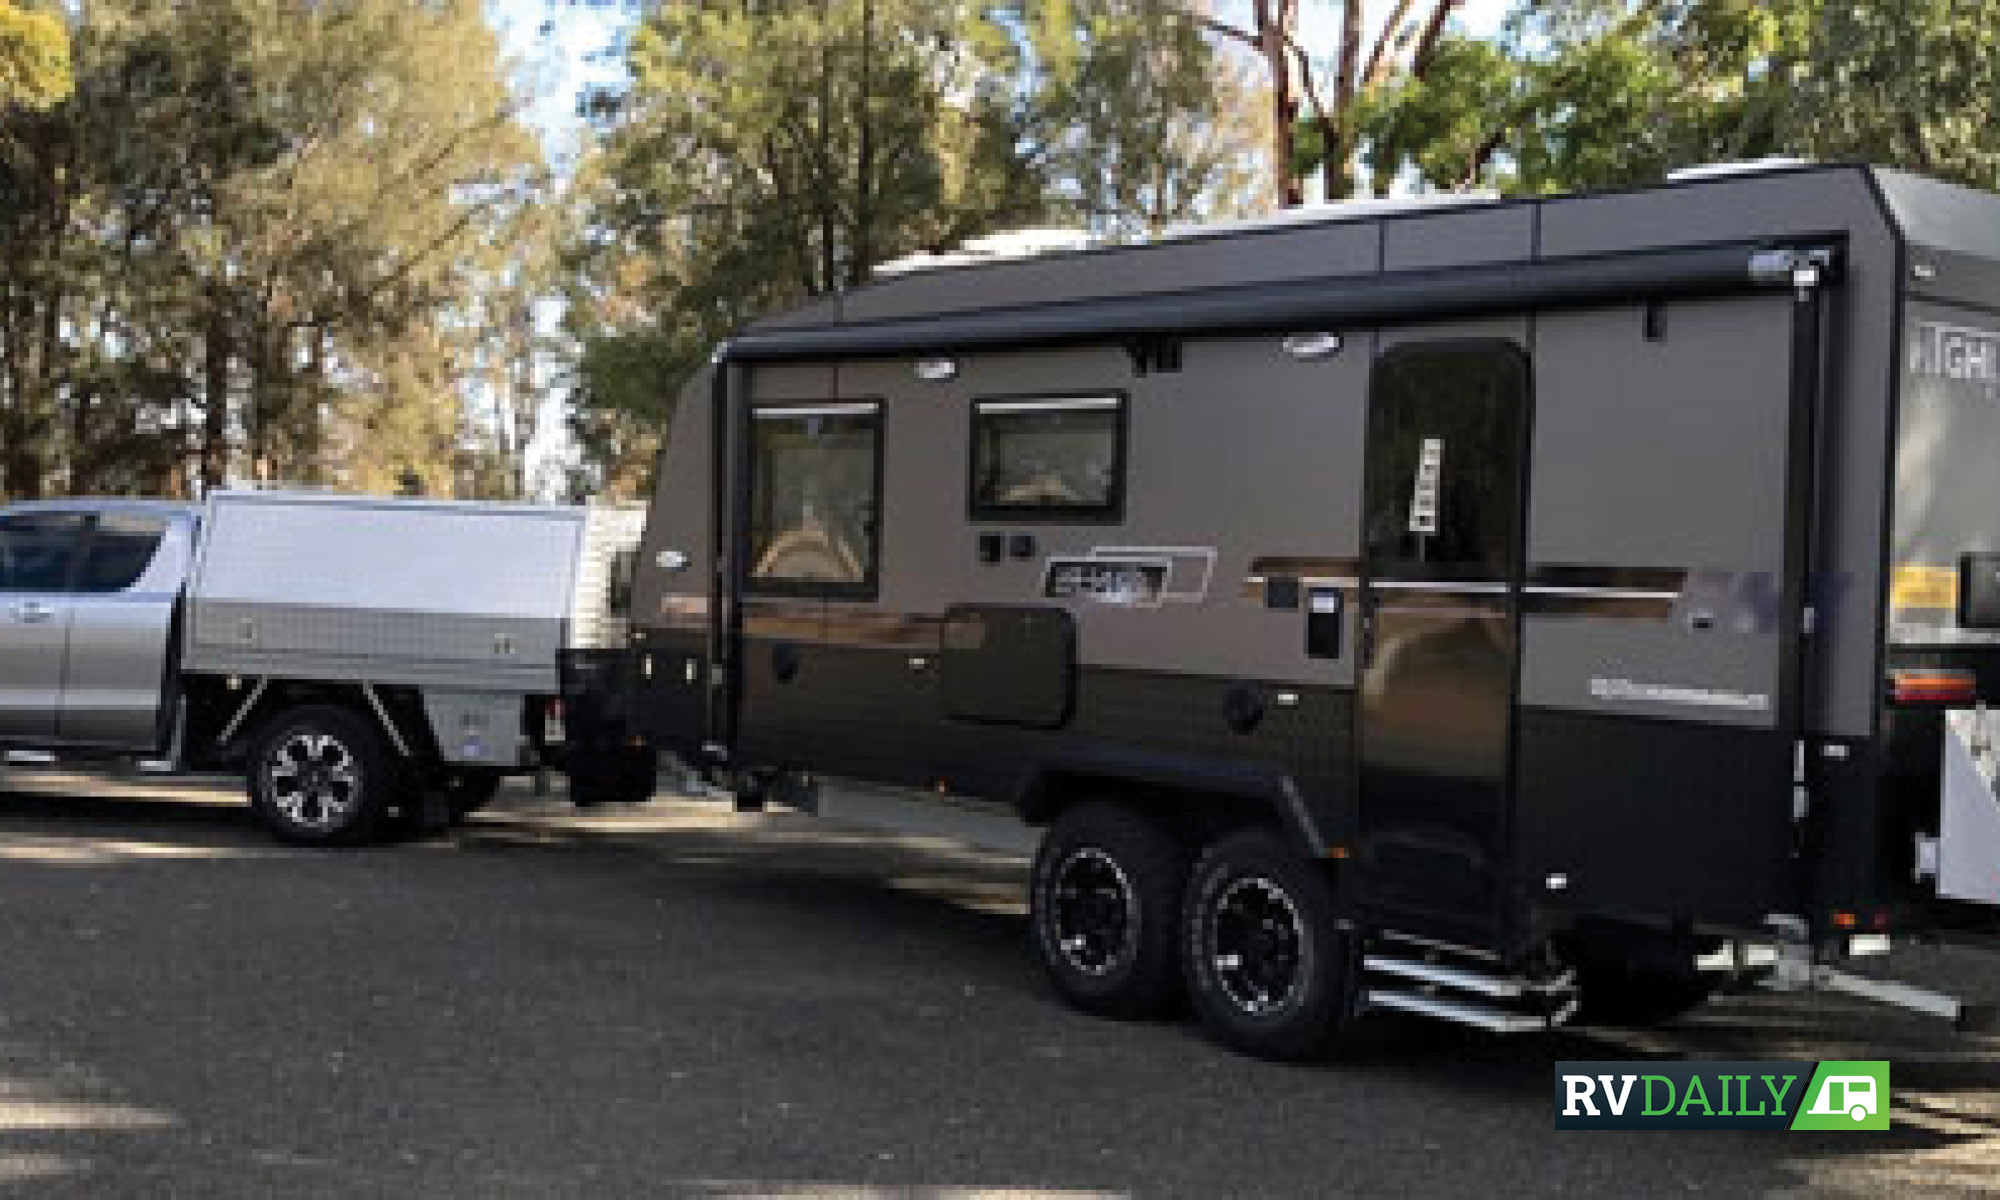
[1030,803,1190,1019]
[1183,827,1350,1061]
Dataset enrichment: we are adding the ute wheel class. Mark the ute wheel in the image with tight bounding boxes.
[439,769,506,821]
[1030,803,1191,1019]
[248,705,405,846]
[1183,826,1351,1061]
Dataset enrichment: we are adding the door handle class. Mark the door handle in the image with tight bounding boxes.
[13,602,55,624]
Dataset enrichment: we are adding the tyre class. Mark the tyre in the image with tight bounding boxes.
[1183,826,1351,1061]
[247,704,405,846]
[439,768,506,821]
[1029,802,1191,1019]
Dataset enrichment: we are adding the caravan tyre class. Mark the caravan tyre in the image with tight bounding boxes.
[248,705,403,847]
[1183,827,1349,1061]
[1030,803,1190,1019]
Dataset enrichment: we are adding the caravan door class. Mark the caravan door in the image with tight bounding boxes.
[1513,295,1807,929]
[1355,341,1531,941]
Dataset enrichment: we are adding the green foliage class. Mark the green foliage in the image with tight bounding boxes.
[0,0,69,108]
[566,0,1261,490]
[1021,0,1262,237]
[0,0,546,499]
[1362,0,1809,195]
[1788,0,2000,189]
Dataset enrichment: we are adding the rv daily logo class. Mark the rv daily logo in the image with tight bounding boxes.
[1555,1061,1890,1131]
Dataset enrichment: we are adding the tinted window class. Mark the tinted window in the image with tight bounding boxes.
[748,403,881,594]
[0,513,85,593]
[1363,344,1528,580]
[77,514,169,593]
[971,396,1123,520]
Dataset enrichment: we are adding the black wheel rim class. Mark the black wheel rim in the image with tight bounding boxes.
[1209,875,1307,1016]
[264,731,362,833]
[1050,847,1137,977]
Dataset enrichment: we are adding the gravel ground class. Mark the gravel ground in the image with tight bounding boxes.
[0,768,1996,1198]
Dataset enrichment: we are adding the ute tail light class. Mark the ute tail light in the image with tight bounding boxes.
[1888,668,1978,707]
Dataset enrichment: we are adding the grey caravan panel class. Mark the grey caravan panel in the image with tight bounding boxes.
[1540,166,1904,739]
[631,368,720,749]
[723,340,1364,838]
[1879,174,2000,645]
[633,367,718,638]
[837,219,1383,325]
[1877,167,2000,309]
[841,338,1372,689]
[1050,336,1369,688]
[1519,296,1795,727]
[1381,204,1535,271]
[1891,298,2000,645]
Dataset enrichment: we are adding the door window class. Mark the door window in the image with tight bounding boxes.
[1363,343,1530,581]
[747,403,882,596]
[77,514,169,593]
[0,513,85,593]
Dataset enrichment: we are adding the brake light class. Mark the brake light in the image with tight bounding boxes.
[1889,669,1978,707]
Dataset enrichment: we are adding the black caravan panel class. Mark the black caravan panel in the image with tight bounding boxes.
[941,605,1076,729]
[1356,341,1530,940]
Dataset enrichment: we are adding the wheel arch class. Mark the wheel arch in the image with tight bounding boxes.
[1015,752,1329,857]
[218,679,434,765]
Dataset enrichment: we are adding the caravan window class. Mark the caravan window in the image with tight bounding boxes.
[748,403,882,596]
[970,395,1125,521]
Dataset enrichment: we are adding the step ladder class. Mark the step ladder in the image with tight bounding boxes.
[1361,931,1580,1033]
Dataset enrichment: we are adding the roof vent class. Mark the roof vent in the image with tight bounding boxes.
[1665,158,1813,183]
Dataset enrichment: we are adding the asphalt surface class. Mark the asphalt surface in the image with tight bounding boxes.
[0,770,1997,1198]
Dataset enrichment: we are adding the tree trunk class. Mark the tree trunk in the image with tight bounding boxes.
[1254,0,1302,208]
[201,308,231,493]
[1325,0,1365,200]
[847,0,876,288]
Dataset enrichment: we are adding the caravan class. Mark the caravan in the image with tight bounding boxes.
[577,164,2000,1058]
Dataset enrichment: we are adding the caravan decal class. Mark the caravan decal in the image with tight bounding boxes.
[1042,556,1173,607]
[1044,546,1218,608]
[1910,320,2000,400]
[1589,677,1771,713]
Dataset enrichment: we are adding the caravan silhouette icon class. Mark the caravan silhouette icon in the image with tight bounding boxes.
[1807,1075,1880,1122]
